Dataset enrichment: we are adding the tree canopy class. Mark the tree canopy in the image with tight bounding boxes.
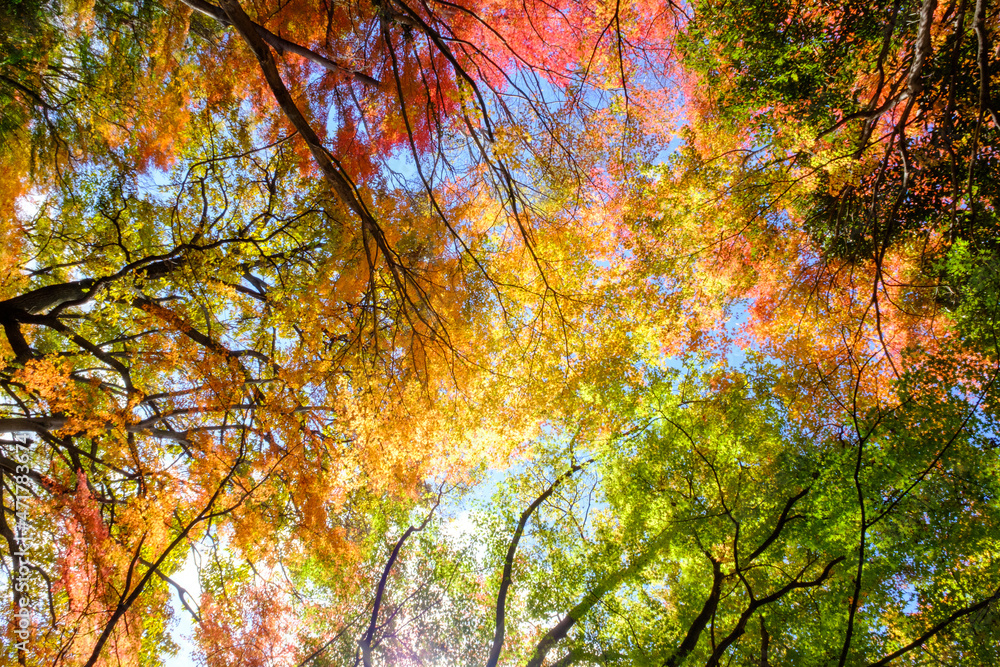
[1,0,998,665]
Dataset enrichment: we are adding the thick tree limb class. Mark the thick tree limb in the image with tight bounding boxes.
[0,417,196,444]
[664,554,723,667]
[704,557,845,667]
[973,0,1000,129]
[1,278,98,316]
[744,486,810,563]
[486,459,593,667]
[181,0,382,88]
[907,0,938,95]
[357,490,442,666]
[867,584,1000,667]
[759,617,770,667]
[213,0,411,313]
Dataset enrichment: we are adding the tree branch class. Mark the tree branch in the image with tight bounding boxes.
[867,584,1000,667]
[664,554,723,667]
[180,0,383,88]
[358,489,443,666]
[486,459,593,667]
[525,524,674,667]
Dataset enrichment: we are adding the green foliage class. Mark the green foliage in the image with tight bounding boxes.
[466,358,1000,665]
[943,239,1000,349]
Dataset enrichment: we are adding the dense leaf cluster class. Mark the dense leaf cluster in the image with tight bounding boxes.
[1,0,998,665]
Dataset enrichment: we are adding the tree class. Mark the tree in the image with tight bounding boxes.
[3,0,1000,665]
[1,0,686,663]
[256,358,1000,666]
[663,0,999,374]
